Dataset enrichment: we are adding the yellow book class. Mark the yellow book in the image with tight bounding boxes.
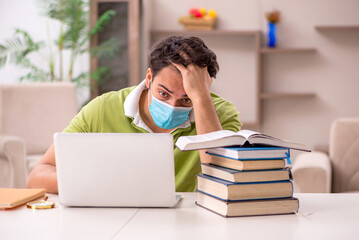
[0,188,46,209]
[210,154,285,171]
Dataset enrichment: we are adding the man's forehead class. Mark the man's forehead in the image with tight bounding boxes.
[155,65,182,79]
[167,64,181,74]
[152,67,187,96]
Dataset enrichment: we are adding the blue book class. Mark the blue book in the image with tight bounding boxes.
[206,146,290,160]
[201,163,292,183]
[197,174,293,201]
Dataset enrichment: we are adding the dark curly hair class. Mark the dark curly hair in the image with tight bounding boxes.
[149,36,219,79]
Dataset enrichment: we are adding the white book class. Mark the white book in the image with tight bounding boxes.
[175,130,310,152]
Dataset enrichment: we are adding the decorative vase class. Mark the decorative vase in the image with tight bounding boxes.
[267,22,277,48]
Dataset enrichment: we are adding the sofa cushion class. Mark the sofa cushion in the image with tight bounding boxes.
[0,83,77,154]
[332,138,359,192]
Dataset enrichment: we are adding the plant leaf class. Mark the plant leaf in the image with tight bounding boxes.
[0,29,44,68]
[18,58,52,82]
[35,0,68,20]
[88,9,116,36]
[76,9,117,52]
[90,66,111,86]
[89,38,122,59]
[71,72,89,88]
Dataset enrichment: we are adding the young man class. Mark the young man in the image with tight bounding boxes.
[27,36,242,193]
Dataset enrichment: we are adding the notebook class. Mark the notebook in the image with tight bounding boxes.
[0,188,46,209]
[54,133,180,207]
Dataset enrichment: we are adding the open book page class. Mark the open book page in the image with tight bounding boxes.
[175,130,244,151]
[236,130,310,151]
[235,130,261,139]
[176,129,310,152]
[185,130,238,142]
[248,133,310,151]
[237,130,286,142]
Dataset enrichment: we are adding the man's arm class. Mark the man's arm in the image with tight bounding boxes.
[191,91,223,163]
[171,61,222,163]
[27,144,58,193]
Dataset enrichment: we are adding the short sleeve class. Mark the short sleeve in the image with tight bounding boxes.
[63,96,103,133]
[214,98,242,133]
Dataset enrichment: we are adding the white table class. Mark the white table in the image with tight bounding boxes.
[1,193,359,240]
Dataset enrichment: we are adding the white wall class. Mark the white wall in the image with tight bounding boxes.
[145,0,359,152]
[0,0,90,107]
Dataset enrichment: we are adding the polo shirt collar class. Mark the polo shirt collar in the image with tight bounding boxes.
[124,80,195,133]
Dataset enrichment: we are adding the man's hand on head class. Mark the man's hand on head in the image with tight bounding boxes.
[170,52,213,105]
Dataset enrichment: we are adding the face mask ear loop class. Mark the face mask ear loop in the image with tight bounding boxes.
[148,78,153,108]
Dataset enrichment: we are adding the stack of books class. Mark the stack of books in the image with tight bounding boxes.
[175,129,310,217]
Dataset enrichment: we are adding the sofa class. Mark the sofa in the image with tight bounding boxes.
[292,118,359,193]
[0,82,78,188]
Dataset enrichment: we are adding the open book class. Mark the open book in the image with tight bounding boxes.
[175,130,310,152]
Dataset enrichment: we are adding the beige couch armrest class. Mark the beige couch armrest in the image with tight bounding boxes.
[292,151,332,193]
[0,135,27,188]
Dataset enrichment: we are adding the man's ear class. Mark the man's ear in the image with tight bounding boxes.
[145,68,153,88]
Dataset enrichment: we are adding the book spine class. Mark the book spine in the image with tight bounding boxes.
[286,150,292,164]
[197,189,294,202]
[198,175,293,200]
[210,156,285,171]
[198,174,292,185]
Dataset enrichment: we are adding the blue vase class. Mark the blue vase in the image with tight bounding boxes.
[267,22,277,48]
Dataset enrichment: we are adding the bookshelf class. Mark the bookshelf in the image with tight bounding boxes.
[260,46,317,104]
[149,29,316,127]
[260,48,316,54]
[150,30,260,37]
[260,93,316,100]
[315,25,359,31]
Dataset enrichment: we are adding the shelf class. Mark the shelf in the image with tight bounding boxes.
[315,25,359,31]
[150,29,260,37]
[151,28,317,123]
[261,48,316,54]
[260,92,316,100]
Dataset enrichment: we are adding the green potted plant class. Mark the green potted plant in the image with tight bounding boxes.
[0,0,120,88]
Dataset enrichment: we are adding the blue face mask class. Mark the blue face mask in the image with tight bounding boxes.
[149,95,193,129]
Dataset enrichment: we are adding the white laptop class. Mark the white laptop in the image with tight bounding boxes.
[54,133,180,207]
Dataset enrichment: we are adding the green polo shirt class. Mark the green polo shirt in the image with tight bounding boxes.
[63,82,242,192]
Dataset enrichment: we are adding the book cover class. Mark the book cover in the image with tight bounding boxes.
[197,174,293,201]
[0,188,46,209]
[206,146,290,160]
[201,163,292,182]
[196,192,299,217]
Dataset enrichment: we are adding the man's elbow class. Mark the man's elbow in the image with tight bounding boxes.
[26,164,57,192]
[26,167,38,189]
